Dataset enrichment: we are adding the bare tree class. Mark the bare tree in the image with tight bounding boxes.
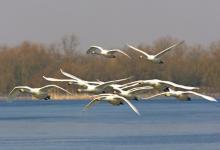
[61,34,79,56]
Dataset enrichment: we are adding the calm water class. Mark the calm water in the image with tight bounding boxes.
[0,99,219,150]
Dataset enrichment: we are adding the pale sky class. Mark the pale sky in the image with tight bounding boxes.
[0,0,220,50]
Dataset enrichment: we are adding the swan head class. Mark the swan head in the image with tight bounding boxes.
[163,87,170,92]
[44,95,51,100]
[19,89,25,92]
[113,91,117,94]
[138,81,145,85]
[165,93,171,97]
[159,60,164,64]
[68,82,73,85]
[77,89,82,93]
[187,97,191,101]
[133,96,139,101]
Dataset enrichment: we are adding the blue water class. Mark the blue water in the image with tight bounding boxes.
[0,99,219,150]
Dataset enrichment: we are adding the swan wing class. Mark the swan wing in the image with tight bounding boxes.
[118,96,140,115]
[95,77,132,90]
[108,49,131,58]
[128,86,153,94]
[127,44,150,57]
[8,86,32,99]
[120,83,140,90]
[40,85,72,95]
[87,82,102,85]
[120,80,142,89]
[143,92,167,100]
[60,69,83,81]
[154,40,184,58]
[159,80,199,90]
[43,76,77,83]
[83,99,99,110]
[182,91,217,102]
[91,94,114,100]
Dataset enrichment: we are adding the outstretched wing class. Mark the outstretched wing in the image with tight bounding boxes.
[143,92,167,100]
[154,41,184,58]
[117,96,140,115]
[87,46,103,54]
[60,69,83,81]
[8,86,32,99]
[83,99,99,110]
[108,49,131,58]
[92,93,114,97]
[43,76,77,83]
[95,77,133,90]
[128,86,153,94]
[127,44,150,57]
[159,80,199,90]
[182,91,217,102]
[40,85,72,95]
[120,81,142,89]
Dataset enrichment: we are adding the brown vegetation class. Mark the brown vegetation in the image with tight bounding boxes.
[0,36,220,96]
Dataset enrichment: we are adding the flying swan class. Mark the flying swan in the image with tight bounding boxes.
[8,85,72,100]
[60,69,132,93]
[87,46,131,58]
[143,88,217,102]
[84,93,140,115]
[127,41,184,63]
[132,79,199,91]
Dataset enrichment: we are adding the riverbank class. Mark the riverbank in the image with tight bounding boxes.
[0,93,90,100]
[0,92,219,101]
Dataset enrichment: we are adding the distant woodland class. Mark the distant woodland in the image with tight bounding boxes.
[0,35,220,96]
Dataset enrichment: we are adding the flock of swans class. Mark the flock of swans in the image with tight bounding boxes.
[8,41,218,115]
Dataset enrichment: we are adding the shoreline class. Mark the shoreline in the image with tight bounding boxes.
[0,94,91,101]
[0,92,219,101]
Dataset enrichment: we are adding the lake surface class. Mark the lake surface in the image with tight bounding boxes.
[0,99,219,150]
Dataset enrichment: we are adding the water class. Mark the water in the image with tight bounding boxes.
[0,99,219,150]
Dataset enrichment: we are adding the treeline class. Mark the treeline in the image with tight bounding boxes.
[0,36,220,96]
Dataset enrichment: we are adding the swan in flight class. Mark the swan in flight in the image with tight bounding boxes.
[133,79,199,91]
[144,88,217,102]
[8,85,72,100]
[102,80,142,93]
[84,93,140,115]
[43,69,102,88]
[58,69,132,94]
[87,46,131,58]
[112,85,153,100]
[127,41,184,63]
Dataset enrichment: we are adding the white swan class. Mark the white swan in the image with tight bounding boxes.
[103,81,142,94]
[43,69,102,88]
[143,88,217,102]
[134,79,199,91]
[8,85,72,100]
[110,81,142,90]
[59,69,132,94]
[84,93,140,115]
[127,41,184,63]
[87,46,131,58]
[112,86,153,100]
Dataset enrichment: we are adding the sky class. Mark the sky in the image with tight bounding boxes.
[0,0,220,50]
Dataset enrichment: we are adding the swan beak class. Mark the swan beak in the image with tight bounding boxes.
[19,89,24,92]
[77,89,82,93]
[68,82,73,85]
